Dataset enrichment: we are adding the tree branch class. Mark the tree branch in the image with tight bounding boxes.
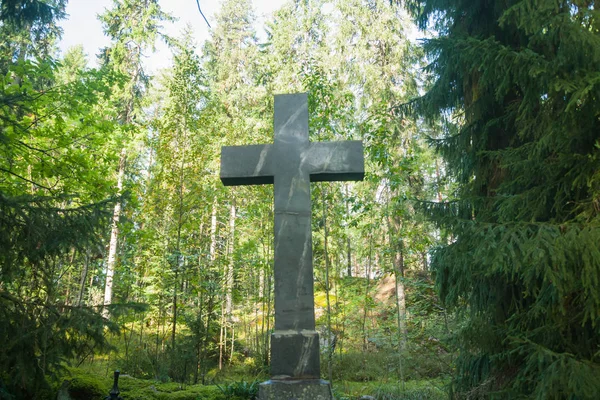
[0,167,53,191]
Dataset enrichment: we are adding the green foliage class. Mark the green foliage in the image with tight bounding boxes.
[403,0,600,398]
[0,10,125,398]
[119,377,224,400]
[0,0,458,396]
[0,0,66,68]
[55,369,227,400]
[64,370,108,400]
[0,59,121,399]
[217,380,259,400]
[334,379,447,400]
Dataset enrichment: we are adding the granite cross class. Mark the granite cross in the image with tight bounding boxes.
[220,93,364,380]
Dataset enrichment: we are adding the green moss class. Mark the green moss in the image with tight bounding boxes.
[65,369,111,400]
[117,375,225,400]
[54,369,226,400]
[334,379,448,400]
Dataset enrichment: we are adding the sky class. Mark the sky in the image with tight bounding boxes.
[58,0,287,73]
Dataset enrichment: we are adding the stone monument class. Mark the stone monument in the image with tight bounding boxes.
[220,93,364,399]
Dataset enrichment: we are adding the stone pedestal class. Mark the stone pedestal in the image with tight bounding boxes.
[270,330,320,379]
[258,379,333,400]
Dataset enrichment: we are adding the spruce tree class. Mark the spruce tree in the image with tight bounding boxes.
[403,0,600,397]
[0,3,122,397]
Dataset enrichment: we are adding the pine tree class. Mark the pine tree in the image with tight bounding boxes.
[403,0,600,397]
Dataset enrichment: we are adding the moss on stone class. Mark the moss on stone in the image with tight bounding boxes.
[56,369,226,400]
[65,369,110,400]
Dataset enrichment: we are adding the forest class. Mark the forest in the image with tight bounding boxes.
[0,0,598,399]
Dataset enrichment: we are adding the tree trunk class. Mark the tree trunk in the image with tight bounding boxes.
[172,270,178,350]
[103,148,126,318]
[264,270,272,367]
[218,302,225,370]
[210,198,218,262]
[201,290,214,384]
[226,200,236,319]
[172,131,187,352]
[230,323,235,365]
[76,249,90,307]
[362,235,373,353]
[393,238,407,350]
[435,159,444,203]
[322,186,333,384]
[345,184,352,277]
[218,199,236,370]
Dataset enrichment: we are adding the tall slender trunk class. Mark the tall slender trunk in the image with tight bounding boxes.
[230,324,235,365]
[172,129,187,352]
[264,270,272,367]
[103,148,126,318]
[102,36,142,318]
[387,212,408,349]
[210,199,218,262]
[392,234,407,349]
[386,217,406,390]
[201,292,214,384]
[322,186,333,384]
[219,200,236,369]
[172,270,178,350]
[196,220,205,384]
[435,158,444,202]
[202,199,218,381]
[225,200,236,319]
[218,302,225,370]
[344,185,352,277]
[196,269,205,384]
[76,250,90,307]
[362,235,373,353]
[87,268,95,305]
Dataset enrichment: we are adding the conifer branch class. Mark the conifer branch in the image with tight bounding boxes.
[0,167,53,191]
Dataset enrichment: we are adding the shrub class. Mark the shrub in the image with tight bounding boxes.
[217,380,259,400]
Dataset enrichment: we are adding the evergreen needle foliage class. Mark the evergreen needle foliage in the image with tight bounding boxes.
[0,3,125,397]
[0,193,119,398]
[402,0,600,398]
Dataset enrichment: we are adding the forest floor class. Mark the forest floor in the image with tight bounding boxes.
[59,366,448,400]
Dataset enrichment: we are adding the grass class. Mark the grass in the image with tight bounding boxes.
[334,379,448,399]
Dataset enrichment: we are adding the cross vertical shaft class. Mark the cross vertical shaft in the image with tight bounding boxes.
[220,93,364,380]
[272,94,314,333]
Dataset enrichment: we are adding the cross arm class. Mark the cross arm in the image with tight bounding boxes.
[220,144,274,186]
[306,141,365,182]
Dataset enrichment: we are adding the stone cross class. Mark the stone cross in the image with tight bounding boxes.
[220,93,364,380]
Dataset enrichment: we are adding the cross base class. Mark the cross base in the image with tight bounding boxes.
[270,330,320,379]
[258,379,333,400]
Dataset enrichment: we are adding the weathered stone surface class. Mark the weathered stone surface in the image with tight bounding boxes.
[270,330,320,379]
[220,144,273,186]
[220,93,364,384]
[258,379,333,400]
